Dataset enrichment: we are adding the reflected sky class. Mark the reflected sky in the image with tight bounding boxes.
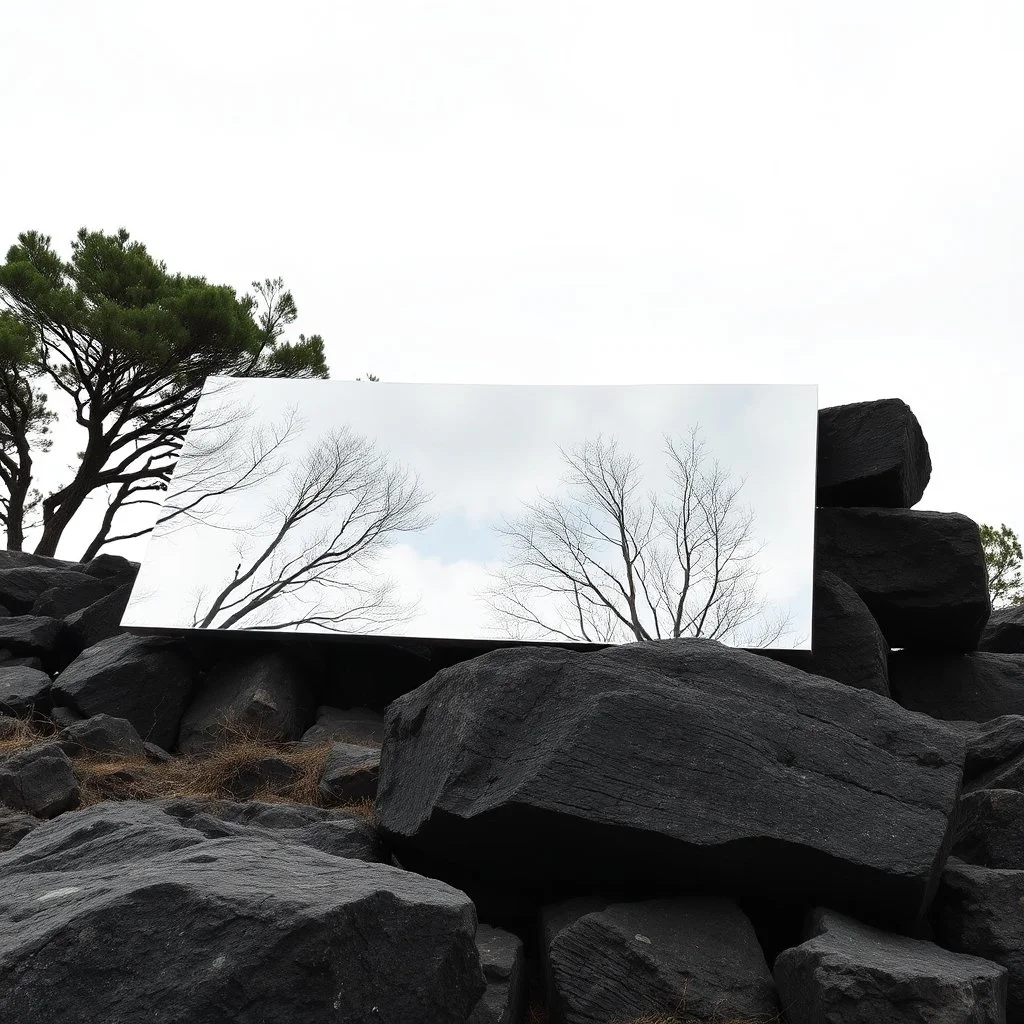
[123,379,817,648]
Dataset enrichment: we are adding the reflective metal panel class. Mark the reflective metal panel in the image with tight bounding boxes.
[123,379,817,648]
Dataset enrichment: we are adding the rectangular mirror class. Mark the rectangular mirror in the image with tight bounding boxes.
[123,379,817,649]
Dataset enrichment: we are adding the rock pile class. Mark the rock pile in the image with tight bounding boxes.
[1,395,1021,1023]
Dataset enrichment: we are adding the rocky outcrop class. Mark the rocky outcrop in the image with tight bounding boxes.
[815,398,932,508]
[815,508,990,651]
[376,639,965,926]
[51,634,196,750]
[542,896,777,1024]
[890,653,1024,722]
[775,907,1006,1024]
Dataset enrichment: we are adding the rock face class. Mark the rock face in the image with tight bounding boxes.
[0,743,79,818]
[953,790,1024,869]
[318,742,381,803]
[0,566,92,615]
[890,653,1024,722]
[933,860,1024,1023]
[542,896,777,1024]
[51,634,196,750]
[467,924,526,1024]
[376,639,966,925]
[815,398,932,508]
[0,615,65,669]
[177,649,314,754]
[815,508,990,651]
[0,802,486,1024]
[62,581,133,654]
[30,575,118,619]
[775,907,1006,1024]
[301,705,386,747]
[981,606,1024,654]
[0,666,51,716]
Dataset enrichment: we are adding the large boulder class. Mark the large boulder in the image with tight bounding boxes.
[0,615,66,670]
[376,639,967,925]
[775,907,1006,1024]
[933,860,1024,1023]
[542,896,777,1024]
[815,399,932,508]
[890,653,1024,723]
[0,566,93,615]
[300,705,386,747]
[62,582,133,654]
[953,790,1024,870]
[51,634,196,750]
[981,606,1024,654]
[177,649,314,754]
[0,743,79,818]
[467,924,526,1024]
[56,714,148,760]
[0,802,485,1023]
[0,666,51,716]
[30,575,119,619]
[814,508,990,651]
[765,571,889,695]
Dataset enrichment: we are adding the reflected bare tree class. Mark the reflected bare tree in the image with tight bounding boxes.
[486,426,791,646]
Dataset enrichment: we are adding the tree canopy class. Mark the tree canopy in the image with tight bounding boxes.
[980,522,1024,608]
[0,227,329,558]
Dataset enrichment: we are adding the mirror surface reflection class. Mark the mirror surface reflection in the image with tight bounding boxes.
[123,379,817,649]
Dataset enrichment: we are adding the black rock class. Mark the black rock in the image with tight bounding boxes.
[376,639,966,926]
[953,790,1024,870]
[542,895,778,1024]
[890,653,1024,723]
[300,705,386,747]
[0,551,79,573]
[47,706,82,729]
[0,566,93,615]
[0,808,38,851]
[153,797,382,863]
[30,575,119,620]
[0,615,66,670]
[0,666,51,716]
[56,714,147,760]
[143,741,173,763]
[816,399,932,508]
[177,649,314,755]
[815,508,990,651]
[775,907,1005,1024]
[222,755,301,800]
[765,571,889,695]
[467,924,526,1024]
[82,553,140,580]
[62,582,133,654]
[318,742,380,803]
[0,655,43,671]
[0,803,485,1023]
[982,606,1024,654]
[933,860,1024,1023]
[0,742,79,818]
[51,634,196,750]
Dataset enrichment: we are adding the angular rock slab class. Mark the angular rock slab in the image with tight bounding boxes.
[0,615,65,670]
[934,860,1024,1023]
[816,398,932,508]
[30,575,119,619]
[982,607,1024,655]
[0,804,485,1024]
[815,508,990,651]
[62,581,133,655]
[376,639,967,925]
[177,649,313,754]
[467,923,526,1024]
[542,896,777,1024]
[0,566,92,614]
[318,742,381,803]
[953,790,1024,870]
[0,742,79,818]
[51,634,196,750]
[775,907,1006,1024]
[890,653,1024,723]
[56,713,148,760]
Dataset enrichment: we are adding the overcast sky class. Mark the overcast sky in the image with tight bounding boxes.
[124,379,816,646]
[1,3,1020,573]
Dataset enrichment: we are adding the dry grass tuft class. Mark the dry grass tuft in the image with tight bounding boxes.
[0,715,54,756]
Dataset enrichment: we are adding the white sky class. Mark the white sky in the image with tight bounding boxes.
[1,2,1021,570]
[123,379,816,646]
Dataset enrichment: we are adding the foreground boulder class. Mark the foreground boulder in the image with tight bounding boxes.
[467,924,526,1024]
[982,606,1024,654]
[953,790,1024,869]
[51,634,196,750]
[177,649,313,754]
[815,508,990,651]
[0,743,79,818]
[377,639,966,925]
[933,860,1024,1023]
[815,398,932,508]
[0,803,485,1023]
[890,653,1024,723]
[542,895,777,1024]
[0,666,51,716]
[775,907,1006,1024]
